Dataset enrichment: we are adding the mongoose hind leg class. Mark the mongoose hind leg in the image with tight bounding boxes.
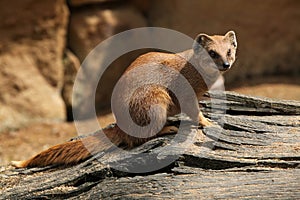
[116,84,174,140]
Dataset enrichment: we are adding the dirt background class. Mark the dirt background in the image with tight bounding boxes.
[0,0,299,166]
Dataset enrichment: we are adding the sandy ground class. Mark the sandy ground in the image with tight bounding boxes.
[0,78,299,166]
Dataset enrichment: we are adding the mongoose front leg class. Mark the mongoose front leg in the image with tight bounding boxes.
[198,111,213,127]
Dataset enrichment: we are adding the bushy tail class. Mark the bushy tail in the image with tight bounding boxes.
[11,125,141,168]
[11,139,91,168]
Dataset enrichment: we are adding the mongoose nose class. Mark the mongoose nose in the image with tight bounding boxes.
[223,62,230,69]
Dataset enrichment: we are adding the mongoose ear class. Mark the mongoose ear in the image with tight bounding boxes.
[193,33,213,54]
[225,30,237,48]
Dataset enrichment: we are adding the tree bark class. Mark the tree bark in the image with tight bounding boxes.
[1,91,299,199]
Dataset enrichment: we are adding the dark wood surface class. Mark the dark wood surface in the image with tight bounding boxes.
[1,91,299,199]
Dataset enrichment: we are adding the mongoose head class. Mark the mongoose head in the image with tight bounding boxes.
[192,31,237,72]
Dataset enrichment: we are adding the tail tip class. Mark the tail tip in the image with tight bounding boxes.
[11,160,26,168]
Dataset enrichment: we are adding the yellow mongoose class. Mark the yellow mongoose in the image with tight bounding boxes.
[12,31,237,168]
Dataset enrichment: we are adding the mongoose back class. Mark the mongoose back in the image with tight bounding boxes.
[12,31,237,168]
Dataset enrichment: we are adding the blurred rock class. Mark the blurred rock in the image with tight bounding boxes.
[69,5,146,61]
[62,50,80,121]
[149,0,300,84]
[129,0,151,14]
[69,5,147,117]
[0,0,68,132]
[69,0,119,7]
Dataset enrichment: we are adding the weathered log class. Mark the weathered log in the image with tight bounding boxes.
[0,91,299,199]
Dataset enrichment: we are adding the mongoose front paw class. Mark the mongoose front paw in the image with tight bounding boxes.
[198,112,214,127]
[199,117,213,127]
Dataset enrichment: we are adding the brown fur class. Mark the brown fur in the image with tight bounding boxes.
[12,125,150,168]
[12,31,237,168]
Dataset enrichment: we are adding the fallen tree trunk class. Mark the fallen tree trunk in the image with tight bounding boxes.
[1,91,299,199]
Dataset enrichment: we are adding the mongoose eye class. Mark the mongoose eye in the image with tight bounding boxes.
[227,49,231,57]
[209,50,218,58]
